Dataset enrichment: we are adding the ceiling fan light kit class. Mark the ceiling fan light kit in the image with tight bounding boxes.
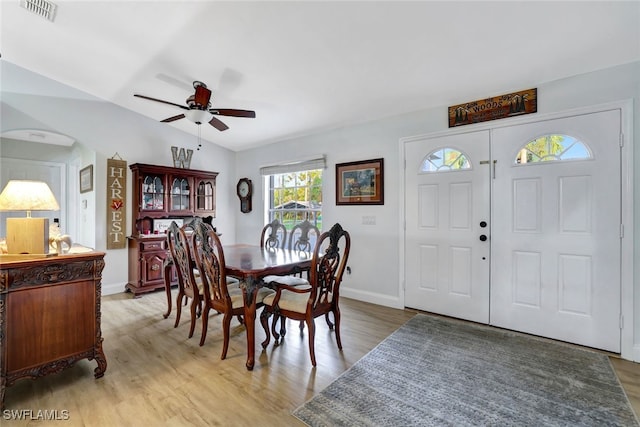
[184,109,212,124]
[134,80,255,131]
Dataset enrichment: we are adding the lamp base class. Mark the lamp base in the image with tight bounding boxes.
[6,217,50,255]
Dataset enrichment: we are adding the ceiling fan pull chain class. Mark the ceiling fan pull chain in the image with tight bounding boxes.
[197,123,202,151]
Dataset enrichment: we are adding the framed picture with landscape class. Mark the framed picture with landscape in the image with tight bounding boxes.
[336,158,384,205]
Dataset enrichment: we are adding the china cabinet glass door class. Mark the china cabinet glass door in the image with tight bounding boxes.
[196,180,215,211]
[170,177,190,211]
[142,175,164,211]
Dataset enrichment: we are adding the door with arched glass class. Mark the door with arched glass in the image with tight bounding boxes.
[491,110,621,352]
[404,109,622,352]
[404,131,491,324]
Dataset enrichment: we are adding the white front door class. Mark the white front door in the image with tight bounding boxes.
[404,131,491,323]
[403,109,622,353]
[490,110,621,352]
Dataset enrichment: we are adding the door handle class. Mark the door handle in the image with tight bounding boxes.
[479,234,488,242]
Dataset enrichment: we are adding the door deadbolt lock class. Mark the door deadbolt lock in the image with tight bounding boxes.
[480,221,487,228]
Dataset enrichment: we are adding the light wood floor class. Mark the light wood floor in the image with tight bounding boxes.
[4,290,640,426]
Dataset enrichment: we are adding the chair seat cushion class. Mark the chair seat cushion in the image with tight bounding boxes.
[194,268,239,284]
[228,285,275,309]
[194,268,240,291]
[262,275,309,287]
[263,286,317,314]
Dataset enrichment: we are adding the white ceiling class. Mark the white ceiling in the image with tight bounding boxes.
[1,1,639,152]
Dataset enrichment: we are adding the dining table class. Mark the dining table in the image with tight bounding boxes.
[223,244,312,370]
[163,244,312,370]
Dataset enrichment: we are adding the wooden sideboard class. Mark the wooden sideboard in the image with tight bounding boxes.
[0,252,107,408]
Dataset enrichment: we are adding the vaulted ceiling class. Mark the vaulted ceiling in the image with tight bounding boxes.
[2,1,639,151]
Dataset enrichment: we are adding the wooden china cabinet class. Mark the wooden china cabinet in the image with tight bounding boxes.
[126,163,218,296]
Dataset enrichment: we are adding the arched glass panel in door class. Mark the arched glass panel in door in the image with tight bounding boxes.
[515,134,592,164]
[419,147,471,173]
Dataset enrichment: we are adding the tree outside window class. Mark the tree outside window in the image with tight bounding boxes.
[268,169,322,230]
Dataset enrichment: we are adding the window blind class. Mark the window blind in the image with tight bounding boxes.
[259,155,326,176]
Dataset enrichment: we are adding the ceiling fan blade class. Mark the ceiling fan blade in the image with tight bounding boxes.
[208,116,229,131]
[161,114,185,123]
[194,85,212,107]
[210,109,256,118]
[134,94,189,110]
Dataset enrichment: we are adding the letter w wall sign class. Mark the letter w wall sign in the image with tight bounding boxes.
[106,157,127,249]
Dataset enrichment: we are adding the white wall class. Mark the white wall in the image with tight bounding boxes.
[237,61,640,354]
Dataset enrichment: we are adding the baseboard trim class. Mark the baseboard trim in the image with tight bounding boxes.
[341,287,404,310]
[102,281,126,296]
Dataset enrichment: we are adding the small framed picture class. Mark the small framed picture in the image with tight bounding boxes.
[153,218,183,234]
[336,158,384,205]
[80,165,94,193]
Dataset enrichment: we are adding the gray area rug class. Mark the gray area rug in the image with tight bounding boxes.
[293,314,639,426]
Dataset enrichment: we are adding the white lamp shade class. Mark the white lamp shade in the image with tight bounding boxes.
[0,180,60,212]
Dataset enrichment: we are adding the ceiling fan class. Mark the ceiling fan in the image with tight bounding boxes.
[134,80,255,131]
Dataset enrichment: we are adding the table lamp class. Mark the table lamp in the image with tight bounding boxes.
[0,180,60,255]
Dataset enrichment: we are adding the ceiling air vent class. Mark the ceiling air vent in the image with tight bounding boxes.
[20,0,57,22]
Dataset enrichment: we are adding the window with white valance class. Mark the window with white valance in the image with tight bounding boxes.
[261,155,325,238]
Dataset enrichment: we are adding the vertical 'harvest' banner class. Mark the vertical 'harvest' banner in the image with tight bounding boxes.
[107,157,127,249]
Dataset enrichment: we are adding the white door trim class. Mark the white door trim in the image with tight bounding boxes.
[399,99,634,361]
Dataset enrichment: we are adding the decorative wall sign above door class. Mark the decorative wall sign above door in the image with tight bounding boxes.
[448,88,537,128]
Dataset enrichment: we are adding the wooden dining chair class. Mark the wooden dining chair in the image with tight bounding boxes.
[166,220,204,339]
[188,218,241,289]
[267,219,320,335]
[192,225,275,356]
[260,218,287,249]
[260,223,351,366]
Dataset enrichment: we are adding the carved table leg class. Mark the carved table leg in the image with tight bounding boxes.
[243,276,260,371]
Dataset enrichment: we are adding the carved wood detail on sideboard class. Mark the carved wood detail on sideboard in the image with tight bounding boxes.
[0,252,107,409]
